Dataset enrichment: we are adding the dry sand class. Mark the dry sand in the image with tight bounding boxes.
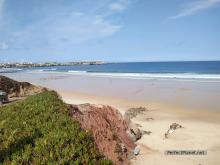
[57,90,220,165]
[3,72,220,165]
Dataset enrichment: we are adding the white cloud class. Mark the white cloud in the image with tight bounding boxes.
[9,10,123,48]
[109,2,126,11]
[109,0,132,12]
[0,42,8,50]
[0,0,133,51]
[92,16,122,36]
[170,0,220,19]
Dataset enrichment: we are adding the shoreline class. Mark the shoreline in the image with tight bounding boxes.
[32,70,220,80]
[3,71,220,111]
[3,69,220,82]
[2,72,220,164]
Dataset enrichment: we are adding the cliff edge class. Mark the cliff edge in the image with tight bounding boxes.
[0,75,47,97]
[70,103,136,164]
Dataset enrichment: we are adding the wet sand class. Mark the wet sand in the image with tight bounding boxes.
[2,71,220,165]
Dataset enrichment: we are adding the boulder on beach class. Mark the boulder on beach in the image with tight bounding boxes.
[127,123,142,141]
[164,123,183,139]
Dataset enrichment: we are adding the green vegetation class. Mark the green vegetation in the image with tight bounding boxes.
[0,91,112,164]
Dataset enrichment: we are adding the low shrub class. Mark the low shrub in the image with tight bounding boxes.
[0,91,112,164]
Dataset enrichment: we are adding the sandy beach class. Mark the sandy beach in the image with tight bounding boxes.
[3,71,220,165]
[2,0,220,164]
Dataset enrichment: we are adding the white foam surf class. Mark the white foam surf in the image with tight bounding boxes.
[27,69,220,82]
[0,68,23,73]
[68,70,87,73]
[65,71,220,80]
[35,68,57,72]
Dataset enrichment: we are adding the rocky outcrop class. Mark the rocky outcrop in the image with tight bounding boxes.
[127,122,142,142]
[164,123,183,139]
[0,76,47,97]
[124,107,147,120]
[124,107,150,142]
[69,103,136,165]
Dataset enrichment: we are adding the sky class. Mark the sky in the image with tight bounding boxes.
[0,0,220,62]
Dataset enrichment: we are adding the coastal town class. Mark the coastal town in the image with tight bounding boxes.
[0,61,105,68]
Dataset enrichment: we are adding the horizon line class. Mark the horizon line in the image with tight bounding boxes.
[1,60,220,63]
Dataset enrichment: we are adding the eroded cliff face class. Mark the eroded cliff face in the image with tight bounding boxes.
[69,103,136,165]
[0,76,47,97]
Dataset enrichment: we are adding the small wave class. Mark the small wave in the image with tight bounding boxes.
[36,68,57,72]
[65,72,220,80]
[68,70,87,73]
[0,68,23,73]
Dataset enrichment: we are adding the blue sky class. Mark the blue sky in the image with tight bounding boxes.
[0,0,220,62]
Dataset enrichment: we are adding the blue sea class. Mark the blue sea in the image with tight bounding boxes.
[1,61,220,80]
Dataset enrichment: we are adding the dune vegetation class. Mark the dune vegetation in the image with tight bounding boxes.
[0,91,112,164]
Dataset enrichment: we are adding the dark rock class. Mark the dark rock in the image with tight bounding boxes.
[164,123,183,139]
[128,123,142,141]
[124,107,148,119]
[141,130,152,135]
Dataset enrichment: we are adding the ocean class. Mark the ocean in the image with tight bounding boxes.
[1,61,220,80]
